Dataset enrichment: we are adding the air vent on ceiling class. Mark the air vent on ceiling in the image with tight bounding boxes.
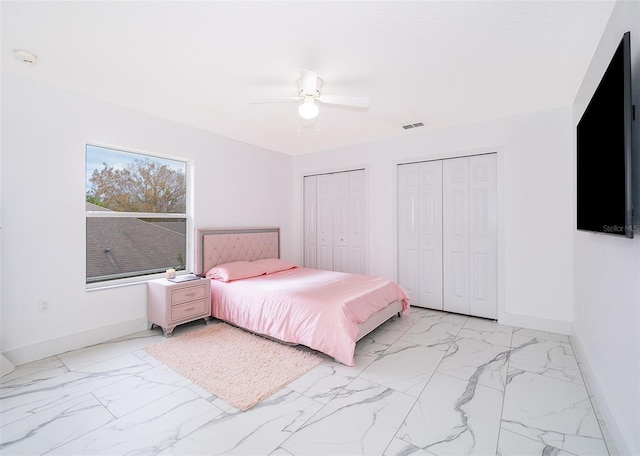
[402,122,425,130]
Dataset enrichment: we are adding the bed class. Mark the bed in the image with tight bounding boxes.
[195,227,410,366]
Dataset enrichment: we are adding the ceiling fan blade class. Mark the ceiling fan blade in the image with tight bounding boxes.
[298,70,318,94]
[250,97,300,104]
[317,94,370,108]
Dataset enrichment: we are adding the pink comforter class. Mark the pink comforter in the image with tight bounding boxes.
[209,267,410,366]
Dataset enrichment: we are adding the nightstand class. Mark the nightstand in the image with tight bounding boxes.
[147,277,211,336]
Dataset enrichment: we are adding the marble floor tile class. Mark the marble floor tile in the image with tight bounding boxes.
[91,364,192,418]
[501,369,607,455]
[56,330,164,371]
[383,437,435,456]
[269,448,296,456]
[186,382,236,412]
[437,336,510,391]
[73,351,153,376]
[159,388,322,455]
[400,310,467,350]
[0,309,612,456]
[287,356,374,404]
[458,317,513,348]
[497,428,574,456]
[574,345,619,456]
[509,337,584,385]
[48,388,223,455]
[356,325,408,356]
[0,393,114,455]
[0,356,67,386]
[397,372,504,455]
[358,339,443,397]
[391,307,431,328]
[0,361,70,407]
[1,353,151,426]
[511,327,570,345]
[133,347,165,367]
[280,377,416,456]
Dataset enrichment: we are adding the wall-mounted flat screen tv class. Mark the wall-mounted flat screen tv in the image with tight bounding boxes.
[577,31,634,238]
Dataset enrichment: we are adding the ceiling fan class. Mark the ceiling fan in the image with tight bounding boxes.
[253,70,370,120]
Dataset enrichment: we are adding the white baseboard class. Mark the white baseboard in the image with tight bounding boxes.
[498,311,573,335]
[2,318,149,366]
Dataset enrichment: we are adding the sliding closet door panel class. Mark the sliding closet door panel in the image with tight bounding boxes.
[316,173,333,271]
[469,154,497,318]
[304,169,368,274]
[397,164,420,304]
[443,157,470,314]
[332,172,350,273]
[331,170,366,274]
[303,176,317,268]
[349,169,366,274]
[398,153,497,317]
[418,161,443,309]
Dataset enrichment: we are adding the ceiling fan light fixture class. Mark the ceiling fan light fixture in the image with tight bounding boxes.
[298,98,319,120]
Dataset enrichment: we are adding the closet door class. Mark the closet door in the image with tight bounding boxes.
[332,169,366,274]
[397,163,420,303]
[304,169,367,274]
[418,161,443,309]
[397,162,443,309]
[443,157,470,314]
[399,154,497,318]
[468,154,497,318]
[333,172,350,272]
[442,154,497,318]
[303,175,317,268]
[347,169,366,274]
[315,173,334,271]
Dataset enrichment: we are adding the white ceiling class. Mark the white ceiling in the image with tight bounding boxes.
[2,1,615,156]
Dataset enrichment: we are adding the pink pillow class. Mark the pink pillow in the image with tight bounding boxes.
[252,258,298,274]
[205,261,267,282]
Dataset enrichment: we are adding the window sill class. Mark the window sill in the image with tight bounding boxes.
[85,274,164,292]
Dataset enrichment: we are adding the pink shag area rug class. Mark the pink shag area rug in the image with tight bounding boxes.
[145,323,322,411]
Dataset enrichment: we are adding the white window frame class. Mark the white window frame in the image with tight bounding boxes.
[85,143,193,289]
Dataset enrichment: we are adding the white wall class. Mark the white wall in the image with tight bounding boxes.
[0,74,292,364]
[572,1,640,454]
[291,106,574,333]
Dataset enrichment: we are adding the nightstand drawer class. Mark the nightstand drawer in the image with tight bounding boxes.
[171,299,207,321]
[171,284,206,305]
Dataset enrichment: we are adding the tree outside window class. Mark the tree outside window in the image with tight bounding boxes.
[85,145,188,284]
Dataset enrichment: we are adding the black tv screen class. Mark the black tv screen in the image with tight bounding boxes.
[577,31,633,238]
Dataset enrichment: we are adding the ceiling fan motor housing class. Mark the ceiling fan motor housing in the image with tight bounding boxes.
[297,75,323,99]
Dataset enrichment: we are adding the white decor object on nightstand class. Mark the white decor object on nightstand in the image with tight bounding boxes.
[147,277,211,336]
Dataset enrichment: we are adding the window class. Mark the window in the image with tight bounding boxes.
[85,145,189,285]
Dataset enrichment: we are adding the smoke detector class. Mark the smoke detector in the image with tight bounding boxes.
[14,49,37,66]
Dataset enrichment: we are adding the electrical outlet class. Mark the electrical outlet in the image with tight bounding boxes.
[38,299,49,314]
